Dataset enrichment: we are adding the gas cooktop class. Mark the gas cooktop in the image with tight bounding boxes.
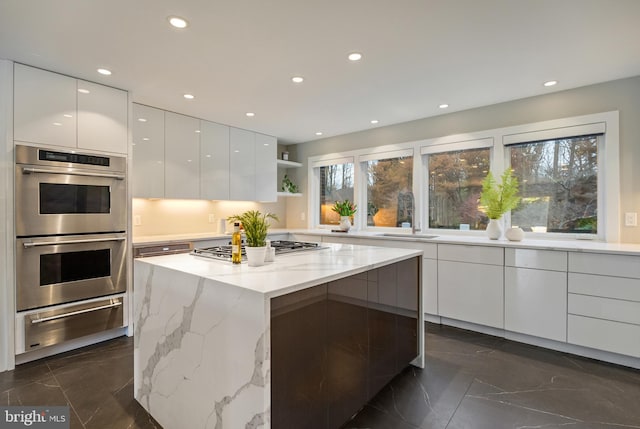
[191,240,323,262]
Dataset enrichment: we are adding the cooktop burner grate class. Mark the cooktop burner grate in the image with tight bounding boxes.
[191,240,322,261]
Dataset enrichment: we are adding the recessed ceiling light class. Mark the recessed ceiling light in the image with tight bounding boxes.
[315,132,323,136]
[291,76,304,83]
[183,93,195,100]
[137,118,147,122]
[370,120,379,124]
[195,130,201,133]
[142,137,150,141]
[439,104,449,109]
[348,52,362,61]
[543,80,558,87]
[63,114,73,118]
[97,68,112,76]
[246,112,255,117]
[168,16,189,29]
[77,88,90,94]
[52,122,62,126]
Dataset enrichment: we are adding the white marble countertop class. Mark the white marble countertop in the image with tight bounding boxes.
[135,242,423,298]
[132,228,640,256]
[290,229,640,256]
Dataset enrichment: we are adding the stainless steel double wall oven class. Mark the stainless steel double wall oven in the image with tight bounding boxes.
[15,145,127,351]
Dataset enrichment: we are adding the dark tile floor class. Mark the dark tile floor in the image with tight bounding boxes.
[2,324,640,429]
[0,337,159,429]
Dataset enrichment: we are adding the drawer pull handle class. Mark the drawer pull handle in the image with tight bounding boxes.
[23,236,126,248]
[22,166,125,180]
[30,301,122,324]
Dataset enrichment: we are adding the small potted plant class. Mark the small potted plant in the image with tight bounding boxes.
[479,169,520,239]
[332,200,357,231]
[227,210,279,266]
[281,174,299,194]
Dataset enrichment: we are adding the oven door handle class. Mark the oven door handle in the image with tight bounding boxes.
[23,236,126,248]
[22,166,125,180]
[30,301,123,324]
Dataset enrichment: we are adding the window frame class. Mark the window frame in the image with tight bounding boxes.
[306,111,620,241]
[421,138,494,234]
[309,155,356,229]
[359,148,415,230]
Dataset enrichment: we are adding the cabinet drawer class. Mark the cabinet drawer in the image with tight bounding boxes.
[569,253,640,278]
[438,244,503,265]
[23,297,124,352]
[568,314,640,357]
[568,273,640,301]
[568,294,640,325]
[505,248,567,271]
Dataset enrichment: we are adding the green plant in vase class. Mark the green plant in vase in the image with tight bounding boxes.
[281,174,299,194]
[332,200,357,231]
[480,169,520,239]
[227,210,279,247]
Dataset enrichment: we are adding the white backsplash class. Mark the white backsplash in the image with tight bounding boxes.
[132,198,287,237]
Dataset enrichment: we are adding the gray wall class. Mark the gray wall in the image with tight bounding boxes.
[285,75,640,243]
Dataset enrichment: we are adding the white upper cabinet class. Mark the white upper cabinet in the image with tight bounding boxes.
[255,133,277,202]
[77,80,128,153]
[131,103,277,202]
[229,127,255,201]
[14,64,128,154]
[200,120,230,200]
[14,64,77,148]
[132,104,165,198]
[165,112,200,199]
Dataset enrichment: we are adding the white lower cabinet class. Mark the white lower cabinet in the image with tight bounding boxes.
[438,244,504,328]
[438,260,504,328]
[567,252,640,358]
[422,258,438,315]
[504,249,568,342]
[505,267,567,341]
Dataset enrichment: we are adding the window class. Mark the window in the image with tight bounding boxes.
[509,134,600,234]
[427,148,491,230]
[365,154,413,227]
[319,162,354,225]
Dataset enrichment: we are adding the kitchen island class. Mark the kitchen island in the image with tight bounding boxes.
[133,243,423,429]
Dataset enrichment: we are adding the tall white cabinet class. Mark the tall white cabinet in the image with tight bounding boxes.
[14,64,76,147]
[255,133,277,202]
[165,112,200,199]
[14,63,127,154]
[132,104,165,198]
[200,121,230,200]
[229,127,256,201]
[76,80,128,153]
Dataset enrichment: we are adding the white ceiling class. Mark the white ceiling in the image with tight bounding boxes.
[1,0,640,144]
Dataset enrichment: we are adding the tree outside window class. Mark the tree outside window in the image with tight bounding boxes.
[510,135,599,233]
[319,163,354,225]
[427,148,490,230]
[366,156,413,227]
